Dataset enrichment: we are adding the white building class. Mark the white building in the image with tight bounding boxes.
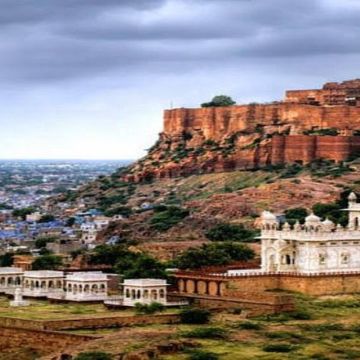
[104,278,188,308]
[25,212,42,222]
[122,279,168,306]
[23,271,64,298]
[60,272,108,301]
[0,267,23,293]
[260,192,360,273]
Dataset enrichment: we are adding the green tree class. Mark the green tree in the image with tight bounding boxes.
[120,254,167,279]
[31,255,63,270]
[12,207,35,220]
[180,308,211,324]
[150,206,189,231]
[35,236,57,249]
[205,223,257,242]
[284,208,308,224]
[38,214,55,223]
[201,95,236,108]
[74,352,112,360]
[175,242,254,269]
[66,217,76,227]
[0,253,14,267]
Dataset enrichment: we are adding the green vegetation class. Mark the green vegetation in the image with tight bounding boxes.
[89,245,167,278]
[284,207,308,224]
[180,308,211,324]
[182,327,227,339]
[37,214,55,223]
[187,350,219,360]
[134,302,165,315]
[150,205,189,231]
[74,352,112,360]
[175,242,255,269]
[262,343,297,353]
[34,236,57,249]
[12,207,35,220]
[303,128,339,136]
[201,95,236,108]
[31,254,63,270]
[0,253,14,267]
[205,223,257,242]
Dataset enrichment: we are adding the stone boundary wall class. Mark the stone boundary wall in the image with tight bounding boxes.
[0,326,97,356]
[175,271,360,296]
[0,313,180,331]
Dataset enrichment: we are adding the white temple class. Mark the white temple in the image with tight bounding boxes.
[260,192,360,273]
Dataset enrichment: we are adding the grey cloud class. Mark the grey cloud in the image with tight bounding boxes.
[0,0,360,83]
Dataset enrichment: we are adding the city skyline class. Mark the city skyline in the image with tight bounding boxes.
[2,0,360,159]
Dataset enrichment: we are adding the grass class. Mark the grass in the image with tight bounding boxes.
[0,296,134,320]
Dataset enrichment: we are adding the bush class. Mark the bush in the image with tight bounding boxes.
[134,302,165,315]
[205,223,257,242]
[188,350,219,360]
[284,208,308,224]
[183,327,227,339]
[180,308,211,324]
[31,255,63,270]
[235,321,263,330]
[263,343,296,353]
[74,351,112,360]
[150,206,189,231]
[201,95,236,108]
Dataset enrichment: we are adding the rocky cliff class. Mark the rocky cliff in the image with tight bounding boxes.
[123,101,360,183]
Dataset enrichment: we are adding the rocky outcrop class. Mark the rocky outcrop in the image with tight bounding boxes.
[121,81,360,182]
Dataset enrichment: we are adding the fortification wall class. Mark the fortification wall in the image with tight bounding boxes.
[0,327,96,356]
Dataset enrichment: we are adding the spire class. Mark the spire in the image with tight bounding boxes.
[348,192,357,203]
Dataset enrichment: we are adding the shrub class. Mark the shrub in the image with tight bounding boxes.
[134,302,165,315]
[284,208,308,224]
[150,206,189,231]
[31,255,63,270]
[188,350,219,360]
[175,242,255,269]
[263,343,296,353]
[205,223,257,242]
[183,327,227,339]
[74,352,112,360]
[180,308,211,324]
[201,95,236,108]
[235,321,263,330]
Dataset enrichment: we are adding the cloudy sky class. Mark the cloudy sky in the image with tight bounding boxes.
[1,0,360,160]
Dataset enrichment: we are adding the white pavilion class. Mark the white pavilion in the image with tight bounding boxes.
[58,272,108,301]
[0,267,23,293]
[22,271,64,298]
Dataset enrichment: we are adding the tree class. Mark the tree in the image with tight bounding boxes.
[205,223,257,242]
[180,308,211,324]
[88,244,133,266]
[31,255,63,270]
[12,207,35,220]
[74,352,112,360]
[201,95,236,108]
[35,236,57,249]
[175,242,255,269]
[66,217,76,227]
[0,253,14,267]
[120,254,167,279]
[284,208,308,224]
[38,214,55,223]
[150,206,189,231]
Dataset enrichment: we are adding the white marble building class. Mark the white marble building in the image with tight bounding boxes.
[61,272,108,301]
[0,267,23,293]
[260,192,360,273]
[122,279,168,306]
[23,271,64,297]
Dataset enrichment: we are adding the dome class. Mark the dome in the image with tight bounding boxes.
[322,218,335,231]
[305,213,321,223]
[261,211,277,221]
[348,192,357,201]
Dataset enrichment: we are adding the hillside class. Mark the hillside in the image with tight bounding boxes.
[55,159,360,259]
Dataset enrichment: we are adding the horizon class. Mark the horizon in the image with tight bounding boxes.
[2,0,360,159]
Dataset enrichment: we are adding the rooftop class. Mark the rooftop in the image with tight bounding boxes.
[122,279,168,286]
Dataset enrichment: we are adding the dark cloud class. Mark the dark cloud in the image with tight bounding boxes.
[0,0,360,83]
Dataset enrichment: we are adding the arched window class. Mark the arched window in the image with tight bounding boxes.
[143,290,149,299]
[159,289,165,298]
[131,289,136,299]
[125,288,130,298]
[7,277,13,286]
